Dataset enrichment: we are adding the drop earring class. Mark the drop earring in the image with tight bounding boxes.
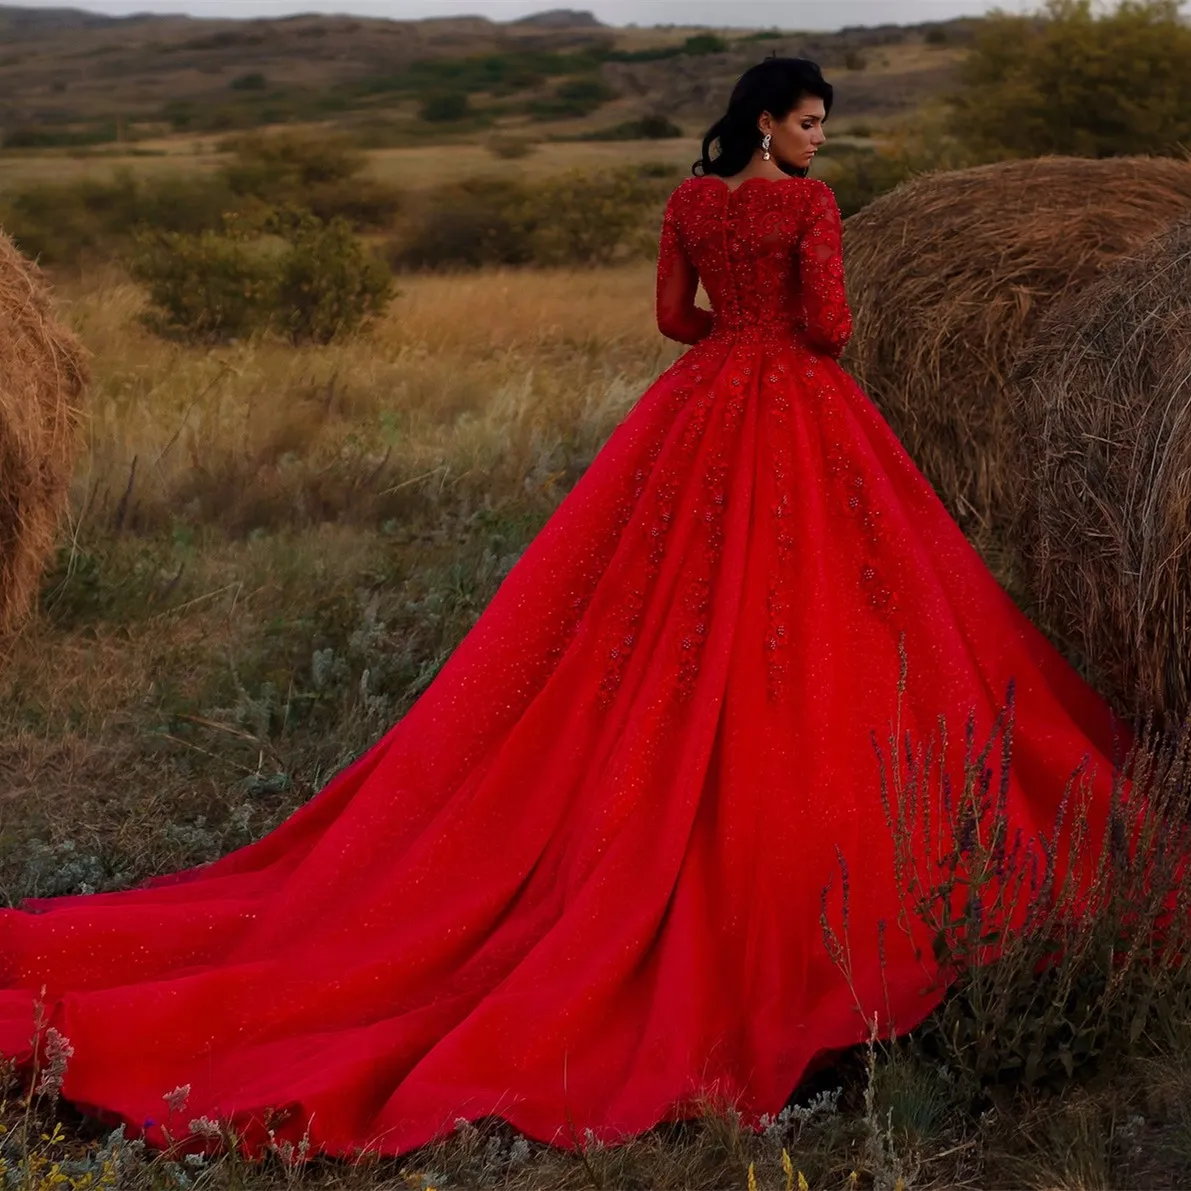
[761,133,772,160]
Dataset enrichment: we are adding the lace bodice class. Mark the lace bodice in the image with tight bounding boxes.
[655,175,853,358]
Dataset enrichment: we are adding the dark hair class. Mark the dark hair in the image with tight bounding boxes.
[694,57,833,179]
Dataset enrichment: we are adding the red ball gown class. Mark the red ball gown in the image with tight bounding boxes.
[0,175,1127,1159]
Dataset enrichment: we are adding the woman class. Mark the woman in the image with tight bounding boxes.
[0,58,1127,1160]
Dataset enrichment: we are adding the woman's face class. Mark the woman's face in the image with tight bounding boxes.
[761,96,828,170]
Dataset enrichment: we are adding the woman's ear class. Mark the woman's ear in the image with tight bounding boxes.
[758,110,774,136]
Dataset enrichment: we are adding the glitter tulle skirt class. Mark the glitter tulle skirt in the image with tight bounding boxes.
[0,327,1127,1158]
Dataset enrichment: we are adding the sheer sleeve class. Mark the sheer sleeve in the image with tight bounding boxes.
[795,182,853,359]
[655,189,713,345]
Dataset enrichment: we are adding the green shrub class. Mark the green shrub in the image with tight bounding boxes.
[269,208,394,345]
[949,0,1191,158]
[820,147,913,218]
[582,114,684,141]
[219,130,402,228]
[391,165,671,271]
[129,221,276,342]
[230,72,268,91]
[849,656,1191,1101]
[0,170,234,265]
[602,45,682,63]
[161,99,197,130]
[557,77,616,103]
[522,166,659,266]
[681,33,729,54]
[392,178,535,270]
[395,47,606,98]
[1,121,118,149]
[820,111,977,217]
[220,130,363,194]
[420,92,472,123]
[526,76,617,119]
[0,134,403,269]
[129,209,393,345]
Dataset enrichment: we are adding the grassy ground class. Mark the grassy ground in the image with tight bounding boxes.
[1,262,674,896]
[0,136,707,196]
[4,263,1191,1189]
[0,137,603,192]
[0,126,889,205]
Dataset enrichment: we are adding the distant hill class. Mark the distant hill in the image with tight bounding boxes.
[0,3,122,37]
[511,9,605,28]
[0,3,975,149]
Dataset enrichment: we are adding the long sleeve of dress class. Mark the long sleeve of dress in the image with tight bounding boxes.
[655,196,713,345]
[795,182,853,359]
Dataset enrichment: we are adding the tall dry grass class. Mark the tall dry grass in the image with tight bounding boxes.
[4,260,1191,1190]
[2,262,679,893]
[63,262,673,533]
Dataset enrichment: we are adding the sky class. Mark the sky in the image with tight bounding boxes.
[9,0,1044,30]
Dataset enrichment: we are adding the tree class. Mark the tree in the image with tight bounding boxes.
[948,0,1191,158]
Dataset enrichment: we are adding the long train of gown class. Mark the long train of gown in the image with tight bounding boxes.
[0,174,1128,1159]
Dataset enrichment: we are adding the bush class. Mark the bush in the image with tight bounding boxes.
[220,130,363,194]
[681,33,729,54]
[856,657,1191,1099]
[0,170,235,265]
[0,134,403,269]
[420,92,472,123]
[129,223,276,342]
[395,47,606,99]
[129,209,394,344]
[392,178,535,270]
[218,130,402,228]
[602,45,682,63]
[949,0,1191,158]
[392,166,671,271]
[230,72,268,91]
[523,166,660,266]
[820,110,977,217]
[822,147,913,218]
[526,76,617,119]
[582,114,684,141]
[1,121,118,149]
[557,77,616,104]
[270,208,394,344]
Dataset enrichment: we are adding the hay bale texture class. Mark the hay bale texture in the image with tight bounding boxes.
[1011,217,1191,731]
[0,229,87,637]
[842,156,1191,561]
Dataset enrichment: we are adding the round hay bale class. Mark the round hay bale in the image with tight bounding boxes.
[842,155,1191,568]
[1011,217,1191,731]
[0,229,87,638]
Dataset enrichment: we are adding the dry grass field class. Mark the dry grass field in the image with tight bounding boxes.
[2,247,1191,1191]
[0,126,887,201]
[3,262,671,843]
[3,5,1191,1186]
